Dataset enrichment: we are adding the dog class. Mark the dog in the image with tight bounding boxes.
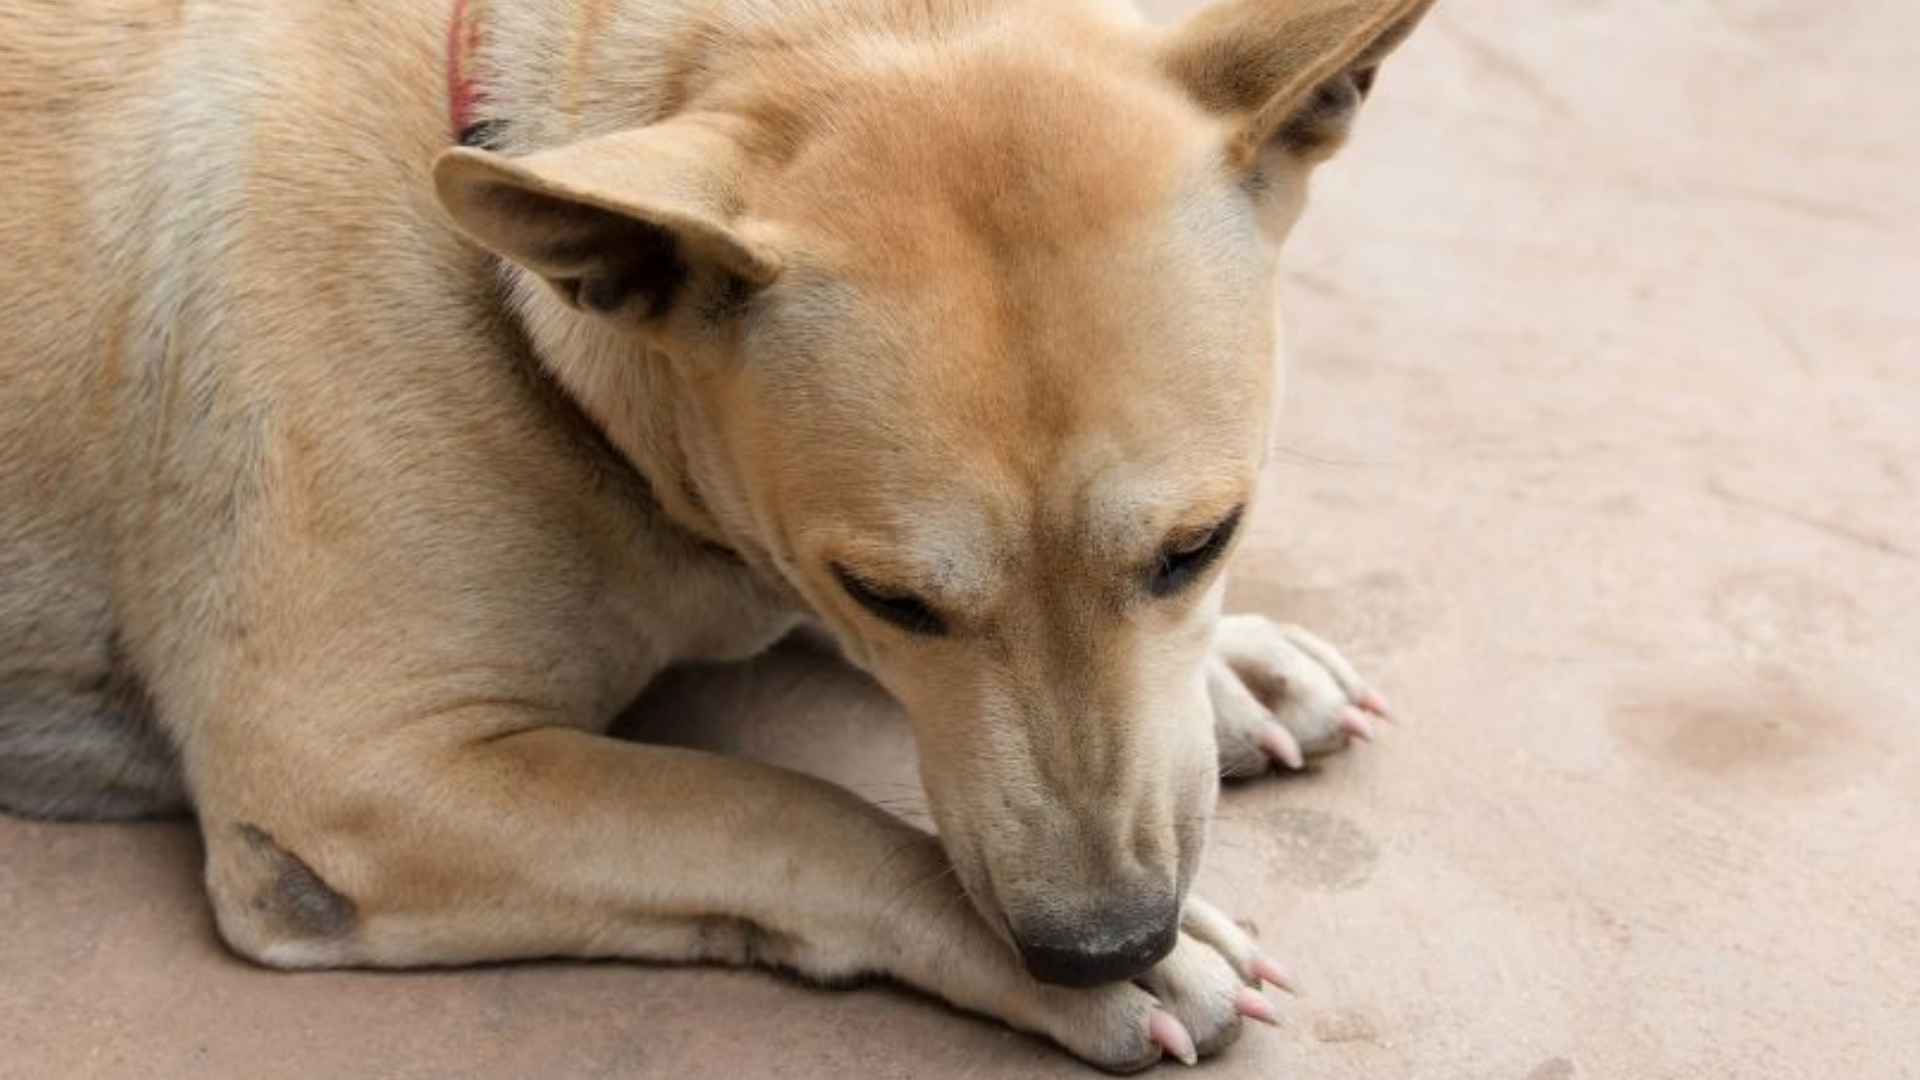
[0,0,1430,1068]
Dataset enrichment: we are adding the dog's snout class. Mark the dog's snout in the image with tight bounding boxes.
[1012,895,1181,987]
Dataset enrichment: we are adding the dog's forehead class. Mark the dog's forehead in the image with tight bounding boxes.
[752,263,1270,592]
[754,43,1229,261]
[748,169,1272,493]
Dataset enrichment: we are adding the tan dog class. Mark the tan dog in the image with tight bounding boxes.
[0,0,1429,1069]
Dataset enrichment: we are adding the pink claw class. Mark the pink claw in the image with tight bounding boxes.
[1258,723,1305,771]
[1356,688,1395,721]
[1252,955,1295,995]
[1339,706,1376,743]
[1148,1009,1198,1066]
[1235,986,1279,1026]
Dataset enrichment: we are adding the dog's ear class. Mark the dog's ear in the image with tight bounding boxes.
[433,118,781,321]
[1161,0,1434,170]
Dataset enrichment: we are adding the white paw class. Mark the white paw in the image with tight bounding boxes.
[1207,615,1394,777]
[1021,896,1286,1072]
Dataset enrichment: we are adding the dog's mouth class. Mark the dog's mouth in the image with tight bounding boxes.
[941,831,1017,951]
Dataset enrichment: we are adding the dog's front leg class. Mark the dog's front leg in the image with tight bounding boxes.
[196,723,1215,1070]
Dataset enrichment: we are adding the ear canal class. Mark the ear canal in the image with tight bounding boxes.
[432,120,781,321]
[1161,0,1435,168]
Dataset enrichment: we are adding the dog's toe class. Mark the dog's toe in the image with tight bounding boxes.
[1208,615,1390,774]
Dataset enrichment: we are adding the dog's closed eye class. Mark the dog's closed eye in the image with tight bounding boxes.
[1148,506,1243,598]
[833,565,948,636]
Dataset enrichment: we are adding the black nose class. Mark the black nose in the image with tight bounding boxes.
[1014,901,1181,987]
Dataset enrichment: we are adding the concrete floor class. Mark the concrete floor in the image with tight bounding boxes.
[5,0,1917,1077]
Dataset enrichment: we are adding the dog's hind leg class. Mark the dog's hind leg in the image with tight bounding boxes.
[0,678,186,822]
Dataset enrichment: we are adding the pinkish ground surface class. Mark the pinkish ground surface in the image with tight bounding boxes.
[5,1,1917,1077]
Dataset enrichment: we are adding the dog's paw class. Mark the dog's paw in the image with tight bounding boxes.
[1021,896,1284,1072]
[1207,615,1393,777]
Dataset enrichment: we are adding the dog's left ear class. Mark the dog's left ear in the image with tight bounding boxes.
[1161,0,1435,170]
[433,117,781,323]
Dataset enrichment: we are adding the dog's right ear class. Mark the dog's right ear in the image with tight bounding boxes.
[433,118,781,322]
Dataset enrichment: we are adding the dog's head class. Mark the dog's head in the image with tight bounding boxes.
[437,0,1430,986]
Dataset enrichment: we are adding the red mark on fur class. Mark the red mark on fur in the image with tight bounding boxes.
[447,0,483,140]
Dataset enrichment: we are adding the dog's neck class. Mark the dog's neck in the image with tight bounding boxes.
[506,270,759,559]
[445,0,790,573]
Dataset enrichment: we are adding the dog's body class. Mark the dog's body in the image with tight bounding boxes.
[0,0,1428,1068]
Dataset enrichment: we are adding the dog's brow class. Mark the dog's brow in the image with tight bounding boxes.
[831,503,1001,601]
[1066,442,1249,555]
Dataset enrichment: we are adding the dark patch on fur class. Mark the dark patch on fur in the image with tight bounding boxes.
[235,824,357,939]
[458,118,506,150]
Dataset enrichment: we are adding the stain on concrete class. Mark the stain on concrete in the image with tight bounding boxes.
[1593,492,1643,516]
[1312,1006,1381,1045]
[1257,807,1379,891]
[1609,667,1867,793]
[1526,1058,1576,1080]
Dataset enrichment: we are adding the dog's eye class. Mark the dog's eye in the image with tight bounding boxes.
[833,565,948,636]
[1148,507,1244,598]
